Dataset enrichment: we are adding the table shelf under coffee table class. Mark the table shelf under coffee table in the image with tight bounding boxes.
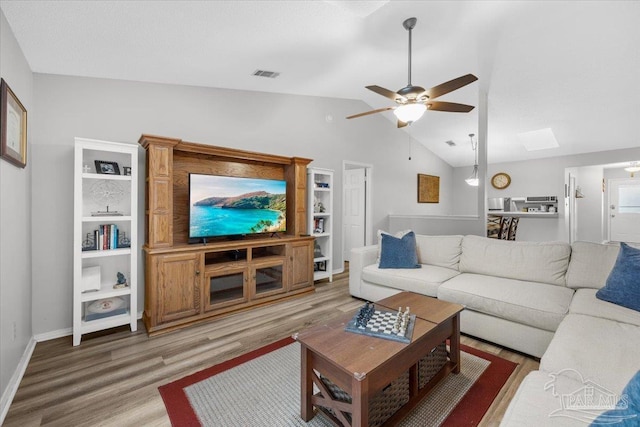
[296,292,464,427]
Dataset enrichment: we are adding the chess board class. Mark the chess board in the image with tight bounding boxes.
[345,307,416,344]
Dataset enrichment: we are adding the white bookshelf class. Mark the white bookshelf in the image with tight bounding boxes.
[73,138,138,346]
[307,168,333,282]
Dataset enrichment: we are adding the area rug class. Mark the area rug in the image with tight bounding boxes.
[159,337,517,426]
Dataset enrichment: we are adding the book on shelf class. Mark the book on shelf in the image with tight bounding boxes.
[84,224,121,251]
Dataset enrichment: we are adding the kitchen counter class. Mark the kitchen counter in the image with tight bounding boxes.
[488,211,559,218]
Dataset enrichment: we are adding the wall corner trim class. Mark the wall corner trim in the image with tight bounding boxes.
[0,336,36,424]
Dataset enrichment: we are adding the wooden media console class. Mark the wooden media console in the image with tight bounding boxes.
[139,135,314,335]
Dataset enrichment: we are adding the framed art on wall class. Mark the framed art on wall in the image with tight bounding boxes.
[417,173,439,203]
[0,78,28,168]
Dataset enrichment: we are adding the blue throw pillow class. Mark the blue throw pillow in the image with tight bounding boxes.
[591,370,640,425]
[596,243,640,312]
[378,231,421,269]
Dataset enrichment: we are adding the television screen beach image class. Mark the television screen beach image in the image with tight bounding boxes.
[189,174,287,239]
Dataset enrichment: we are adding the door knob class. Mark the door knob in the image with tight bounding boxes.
[610,204,616,210]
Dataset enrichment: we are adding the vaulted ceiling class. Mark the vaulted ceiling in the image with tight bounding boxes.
[1,0,639,166]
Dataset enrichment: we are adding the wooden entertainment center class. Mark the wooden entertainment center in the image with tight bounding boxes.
[139,135,314,335]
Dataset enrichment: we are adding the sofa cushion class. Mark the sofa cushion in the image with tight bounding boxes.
[376,229,411,263]
[540,314,640,394]
[379,231,420,269]
[565,241,619,289]
[414,234,463,270]
[500,370,601,426]
[362,264,459,297]
[459,235,570,286]
[437,273,574,332]
[569,288,640,327]
[595,242,640,312]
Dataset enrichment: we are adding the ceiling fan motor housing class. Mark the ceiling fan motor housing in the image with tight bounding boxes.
[397,85,426,102]
[403,17,417,31]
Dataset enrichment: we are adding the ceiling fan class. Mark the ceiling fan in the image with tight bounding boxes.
[347,17,478,128]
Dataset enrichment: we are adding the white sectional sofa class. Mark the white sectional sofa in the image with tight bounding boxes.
[349,235,640,425]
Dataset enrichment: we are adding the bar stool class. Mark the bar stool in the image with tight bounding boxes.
[507,217,519,240]
[498,217,512,240]
[487,215,502,238]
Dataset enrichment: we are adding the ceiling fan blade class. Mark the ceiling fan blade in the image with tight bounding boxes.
[397,120,409,128]
[346,106,394,120]
[366,85,407,102]
[422,74,478,100]
[427,101,475,113]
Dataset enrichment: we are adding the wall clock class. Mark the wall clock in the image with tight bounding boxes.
[491,172,511,190]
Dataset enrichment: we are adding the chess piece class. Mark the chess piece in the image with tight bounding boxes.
[391,317,399,334]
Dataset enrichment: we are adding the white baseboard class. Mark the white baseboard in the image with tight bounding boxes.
[34,311,144,343]
[0,337,36,425]
[2,310,145,422]
[34,327,73,342]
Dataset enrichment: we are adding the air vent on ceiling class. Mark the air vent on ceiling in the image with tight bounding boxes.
[252,70,280,79]
[445,140,456,147]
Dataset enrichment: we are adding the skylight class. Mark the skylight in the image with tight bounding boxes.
[517,128,560,151]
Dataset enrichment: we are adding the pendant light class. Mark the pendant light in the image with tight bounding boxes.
[465,133,479,186]
[624,161,640,173]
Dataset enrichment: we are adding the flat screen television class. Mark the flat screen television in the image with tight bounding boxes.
[189,173,287,241]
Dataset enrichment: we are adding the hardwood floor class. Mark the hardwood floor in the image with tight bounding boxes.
[4,270,539,426]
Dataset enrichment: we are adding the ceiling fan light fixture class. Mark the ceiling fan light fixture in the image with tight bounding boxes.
[345,17,477,124]
[393,103,426,123]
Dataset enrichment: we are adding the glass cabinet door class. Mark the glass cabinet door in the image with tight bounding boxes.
[252,260,285,299]
[205,266,248,310]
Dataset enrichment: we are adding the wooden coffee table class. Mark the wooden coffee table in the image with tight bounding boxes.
[296,292,463,426]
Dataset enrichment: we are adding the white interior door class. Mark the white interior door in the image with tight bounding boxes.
[343,167,366,261]
[608,178,640,242]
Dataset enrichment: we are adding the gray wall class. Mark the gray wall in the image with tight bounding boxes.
[0,9,33,407]
[30,73,455,336]
[452,166,480,216]
[452,147,640,242]
[389,91,490,238]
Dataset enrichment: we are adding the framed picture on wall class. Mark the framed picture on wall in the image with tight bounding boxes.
[0,78,28,168]
[417,173,440,203]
